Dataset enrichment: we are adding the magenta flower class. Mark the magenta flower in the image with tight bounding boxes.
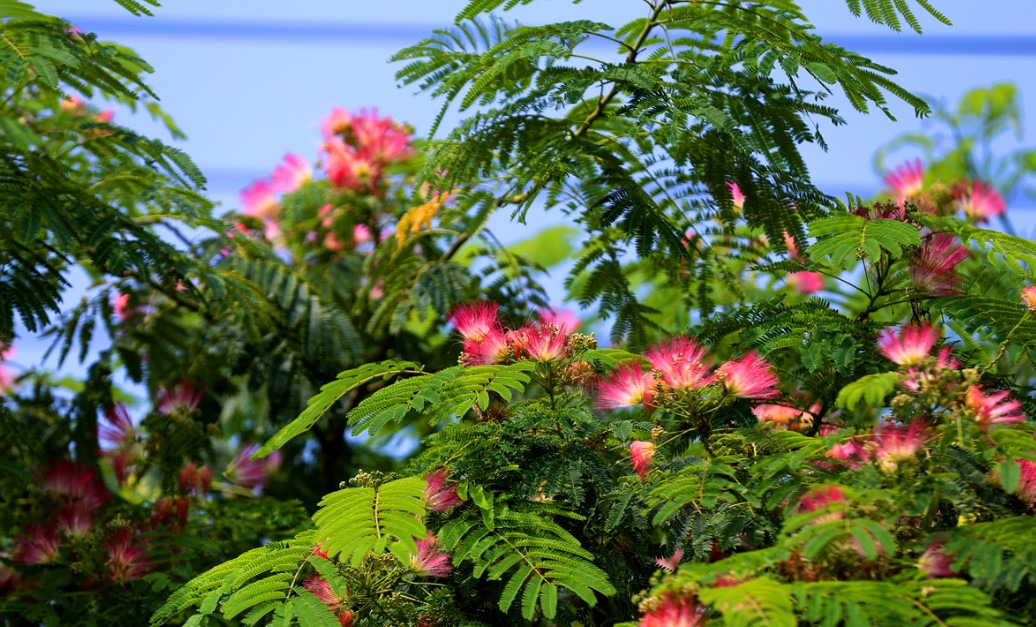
[423,469,463,512]
[644,336,714,391]
[321,107,354,139]
[883,159,925,198]
[516,324,570,362]
[965,386,1025,430]
[351,109,413,164]
[56,504,93,539]
[448,302,501,342]
[537,307,580,335]
[240,179,280,222]
[156,380,204,414]
[100,403,141,487]
[717,351,779,399]
[105,527,150,583]
[37,459,111,513]
[752,403,816,431]
[461,329,511,366]
[639,593,707,627]
[352,224,373,244]
[224,444,279,489]
[112,292,133,320]
[409,532,453,578]
[0,344,15,391]
[910,233,969,295]
[874,419,926,472]
[877,323,939,366]
[655,548,684,572]
[918,540,956,578]
[630,441,656,481]
[797,485,846,523]
[270,153,312,193]
[901,346,958,393]
[322,136,381,191]
[727,181,746,211]
[1016,459,1036,505]
[178,463,212,497]
[787,270,824,294]
[303,575,353,626]
[595,362,656,410]
[14,524,60,564]
[953,180,1006,223]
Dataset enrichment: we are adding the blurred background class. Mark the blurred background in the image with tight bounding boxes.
[14,0,1036,379]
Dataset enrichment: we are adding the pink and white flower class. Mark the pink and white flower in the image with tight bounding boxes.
[56,504,93,539]
[874,419,926,472]
[1022,286,1036,312]
[910,234,969,295]
[883,159,925,198]
[965,386,1025,430]
[240,179,280,222]
[630,441,656,481]
[408,532,453,578]
[643,336,714,391]
[303,575,353,626]
[537,307,580,335]
[1016,459,1036,505]
[595,362,656,410]
[448,302,501,342]
[156,380,204,414]
[639,593,707,627]
[105,527,150,583]
[727,182,746,211]
[423,469,463,512]
[14,524,60,564]
[797,485,846,524]
[717,351,779,399]
[953,180,1006,223]
[37,459,110,513]
[517,324,570,362]
[655,548,684,572]
[321,107,354,139]
[877,323,939,366]
[787,270,824,295]
[224,444,281,489]
[918,540,955,578]
[753,403,817,431]
[270,153,312,193]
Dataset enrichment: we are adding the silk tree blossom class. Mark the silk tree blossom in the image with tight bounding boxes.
[596,362,656,410]
[874,420,926,472]
[100,403,141,487]
[156,380,204,414]
[1022,286,1036,312]
[14,524,60,564]
[727,181,746,211]
[538,307,580,335]
[752,403,817,431]
[953,180,1006,223]
[1016,459,1036,505]
[638,593,707,627]
[303,575,354,626]
[965,386,1025,430]
[787,270,824,294]
[877,323,939,366]
[902,346,958,393]
[717,351,779,399]
[409,532,453,578]
[0,344,15,391]
[630,441,656,481]
[178,463,212,497]
[240,179,280,222]
[449,302,501,342]
[918,541,955,578]
[644,336,714,391]
[321,107,354,138]
[105,527,150,583]
[516,324,570,362]
[782,231,802,260]
[910,233,969,295]
[423,469,463,512]
[37,460,110,513]
[322,136,381,191]
[270,153,312,193]
[655,548,684,571]
[797,485,846,523]
[351,109,413,163]
[461,330,511,366]
[224,444,281,489]
[883,159,925,198]
[56,504,93,538]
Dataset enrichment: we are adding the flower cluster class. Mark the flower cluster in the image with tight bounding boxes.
[448,302,582,366]
[224,444,282,489]
[882,159,1007,224]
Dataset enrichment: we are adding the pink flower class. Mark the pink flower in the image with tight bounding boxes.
[0,344,15,391]
[630,441,656,481]
[717,351,779,399]
[727,182,746,210]
[965,386,1025,430]
[322,137,381,191]
[37,460,110,513]
[953,180,1005,223]
[1016,459,1036,504]
[448,302,501,342]
[224,444,279,489]
[874,419,926,472]
[113,292,133,320]
[787,270,824,294]
[14,524,60,564]
[321,107,354,139]
[461,329,511,366]
[353,224,373,244]
[910,233,969,295]
[655,548,683,571]
[178,463,212,497]
[156,380,204,414]
[783,231,801,260]
[639,593,707,627]
[240,179,280,222]
[95,110,115,124]
[61,94,85,115]
[105,527,150,583]
[324,232,345,251]
[823,427,870,468]
[752,403,816,431]
[1022,286,1036,312]
[270,153,312,193]
[517,324,570,362]
[644,336,714,391]
[100,403,140,487]
[797,485,846,523]
[595,362,656,410]
[537,307,580,335]
[901,346,958,393]
[303,575,353,626]
[877,323,939,366]
[351,108,413,163]
[56,504,93,538]
[883,159,925,198]
[918,541,955,578]
[409,532,453,578]
[424,469,463,512]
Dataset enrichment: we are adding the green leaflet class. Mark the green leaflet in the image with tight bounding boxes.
[807,215,921,270]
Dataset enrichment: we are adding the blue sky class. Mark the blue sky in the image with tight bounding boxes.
[10,0,1036,383]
